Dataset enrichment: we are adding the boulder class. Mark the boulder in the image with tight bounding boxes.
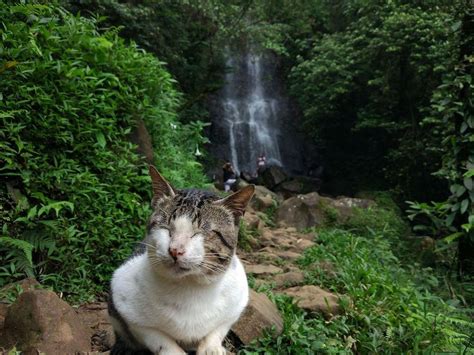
[245,264,283,276]
[250,185,279,212]
[251,194,274,211]
[257,166,288,190]
[254,185,280,202]
[1,277,40,294]
[275,176,321,198]
[1,290,91,354]
[275,192,322,230]
[276,192,374,230]
[231,290,283,344]
[280,285,342,317]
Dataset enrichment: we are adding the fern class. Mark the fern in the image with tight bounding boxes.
[0,236,34,277]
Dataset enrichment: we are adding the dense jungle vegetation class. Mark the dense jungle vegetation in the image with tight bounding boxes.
[0,0,473,353]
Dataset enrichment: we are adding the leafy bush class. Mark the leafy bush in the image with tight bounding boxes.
[288,2,458,200]
[245,229,473,354]
[0,2,207,301]
[341,206,409,242]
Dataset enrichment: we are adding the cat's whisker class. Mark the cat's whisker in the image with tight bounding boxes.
[204,252,232,257]
[204,253,232,261]
[200,261,227,273]
[139,241,157,250]
[199,264,222,275]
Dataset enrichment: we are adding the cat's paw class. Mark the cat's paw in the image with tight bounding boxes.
[196,345,227,355]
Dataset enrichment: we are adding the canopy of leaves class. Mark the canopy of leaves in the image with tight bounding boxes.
[286,2,458,199]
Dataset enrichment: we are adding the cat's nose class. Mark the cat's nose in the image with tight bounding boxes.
[169,247,185,261]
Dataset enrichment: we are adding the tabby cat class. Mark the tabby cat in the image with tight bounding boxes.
[108,166,254,354]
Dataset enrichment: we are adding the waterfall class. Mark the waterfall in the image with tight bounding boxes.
[209,47,307,178]
[219,51,283,174]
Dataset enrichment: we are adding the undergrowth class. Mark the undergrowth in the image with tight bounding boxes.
[245,229,473,354]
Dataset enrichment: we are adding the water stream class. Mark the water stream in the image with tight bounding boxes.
[209,48,306,176]
[220,52,283,174]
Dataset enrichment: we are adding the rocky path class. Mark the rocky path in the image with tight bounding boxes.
[239,211,343,319]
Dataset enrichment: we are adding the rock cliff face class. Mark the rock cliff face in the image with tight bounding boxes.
[208,46,309,176]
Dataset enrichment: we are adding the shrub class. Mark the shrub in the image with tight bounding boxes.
[0,2,206,301]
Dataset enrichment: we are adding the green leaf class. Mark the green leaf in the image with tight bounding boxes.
[96,132,106,148]
[464,177,473,191]
[460,199,469,214]
[443,232,463,243]
[27,205,37,220]
[0,237,34,267]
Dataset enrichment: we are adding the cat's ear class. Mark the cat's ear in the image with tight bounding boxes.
[149,165,176,200]
[215,185,255,217]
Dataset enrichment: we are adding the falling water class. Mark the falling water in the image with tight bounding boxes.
[219,51,283,174]
[209,47,307,177]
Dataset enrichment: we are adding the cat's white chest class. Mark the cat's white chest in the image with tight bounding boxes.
[111,253,248,344]
[149,285,228,340]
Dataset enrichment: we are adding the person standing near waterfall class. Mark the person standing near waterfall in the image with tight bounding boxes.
[257,153,266,173]
[222,161,237,192]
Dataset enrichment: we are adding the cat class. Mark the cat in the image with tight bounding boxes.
[108,166,254,355]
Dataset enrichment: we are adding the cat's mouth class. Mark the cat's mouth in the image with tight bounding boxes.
[170,262,193,272]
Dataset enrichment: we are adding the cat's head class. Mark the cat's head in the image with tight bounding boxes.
[145,165,254,282]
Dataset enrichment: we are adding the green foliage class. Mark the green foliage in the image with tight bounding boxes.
[406,5,473,272]
[65,0,247,123]
[238,219,259,252]
[245,229,473,354]
[319,201,340,226]
[259,199,278,228]
[0,1,207,301]
[341,206,409,241]
[287,2,460,199]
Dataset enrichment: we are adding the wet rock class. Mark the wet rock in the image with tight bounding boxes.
[1,290,91,354]
[280,285,342,317]
[231,290,283,344]
[245,264,283,276]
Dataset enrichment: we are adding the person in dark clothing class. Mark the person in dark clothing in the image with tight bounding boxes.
[222,161,237,192]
